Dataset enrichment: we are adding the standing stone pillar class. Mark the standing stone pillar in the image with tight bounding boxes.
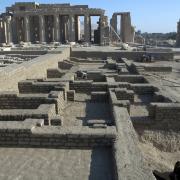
[0,18,4,44]
[77,16,81,41]
[99,15,109,46]
[69,14,75,42]
[176,20,180,47]
[54,14,60,42]
[120,12,134,43]
[24,16,30,42]
[39,15,45,43]
[84,14,91,43]
[5,16,13,45]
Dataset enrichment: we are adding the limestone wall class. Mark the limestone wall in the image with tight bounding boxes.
[0,47,70,91]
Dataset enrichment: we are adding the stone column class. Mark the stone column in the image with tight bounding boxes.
[110,14,118,42]
[77,16,81,41]
[120,13,134,43]
[84,14,91,42]
[5,16,12,45]
[0,18,4,44]
[176,20,180,47]
[69,14,75,42]
[99,15,109,46]
[54,14,60,42]
[39,15,45,43]
[24,15,30,42]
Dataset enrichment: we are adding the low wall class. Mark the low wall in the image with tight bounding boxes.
[115,75,147,83]
[71,50,174,61]
[0,91,65,114]
[87,71,106,82]
[131,84,156,94]
[144,66,172,72]
[69,81,108,93]
[112,106,154,180]
[58,61,73,70]
[115,88,134,103]
[149,103,180,122]
[109,89,130,113]
[0,119,116,148]
[18,80,69,94]
[0,50,47,55]
[0,104,56,125]
[47,68,65,78]
[0,47,70,91]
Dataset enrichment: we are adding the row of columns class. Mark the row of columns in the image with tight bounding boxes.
[0,16,12,45]
[1,13,93,44]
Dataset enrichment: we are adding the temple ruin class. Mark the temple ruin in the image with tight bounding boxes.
[110,12,135,43]
[0,2,109,45]
[0,2,139,46]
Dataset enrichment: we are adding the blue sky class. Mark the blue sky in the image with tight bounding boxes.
[0,0,179,33]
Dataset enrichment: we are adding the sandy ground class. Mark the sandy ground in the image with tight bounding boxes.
[139,142,180,172]
[0,147,114,180]
[62,93,112,126]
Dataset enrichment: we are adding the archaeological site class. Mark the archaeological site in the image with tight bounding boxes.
[0,2,179,180]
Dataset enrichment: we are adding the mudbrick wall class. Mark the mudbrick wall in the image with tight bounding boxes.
[71,50,174,61]
[114,75,147,83]
[149,103,180,122]
[0,119,116,148]
[0,91,65,114]
[47,68,65,78]
[112,106,155,180]
[0,104,56,125]
[0,47,70,91]
[69,81,108,93]
[18,80,69,94]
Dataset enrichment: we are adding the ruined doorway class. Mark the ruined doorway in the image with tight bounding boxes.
[75,15,84,43]
[90,16,100,44]
[44,15,54,43]
[30,16,39,43]
[117,15,121,38]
